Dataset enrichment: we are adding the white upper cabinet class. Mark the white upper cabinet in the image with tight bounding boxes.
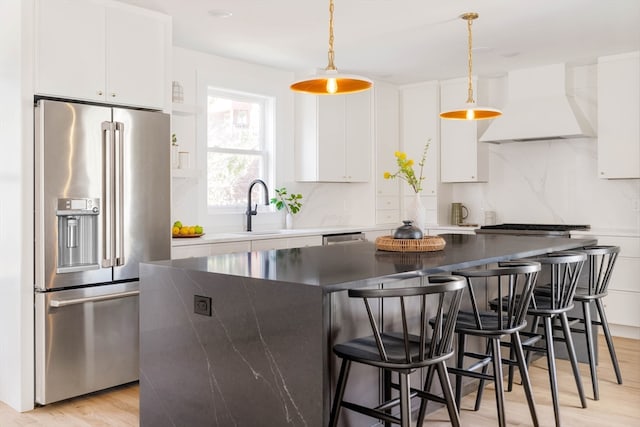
[439,78,489,183]
[35,0,169,110]
[296,91,372,182]
[597,51,640,179]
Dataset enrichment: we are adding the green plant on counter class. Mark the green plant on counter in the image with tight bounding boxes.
[171,133,178,146]
[270,187,303,214]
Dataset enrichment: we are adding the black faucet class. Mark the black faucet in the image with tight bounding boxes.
[246,179,269,232]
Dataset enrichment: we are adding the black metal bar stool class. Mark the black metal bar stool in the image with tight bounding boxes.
[328,275,466,427]
[514,251,589,427]
[565,245,622,400]
[425,261,541,427]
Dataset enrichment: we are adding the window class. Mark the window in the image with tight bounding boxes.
[205,89,273,211]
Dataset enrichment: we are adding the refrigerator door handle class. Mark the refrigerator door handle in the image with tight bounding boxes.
[49,290,140,308]
[114,121,125,267]
[101,121,116,268]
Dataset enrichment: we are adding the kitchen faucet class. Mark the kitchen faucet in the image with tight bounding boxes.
[246,179,269,232]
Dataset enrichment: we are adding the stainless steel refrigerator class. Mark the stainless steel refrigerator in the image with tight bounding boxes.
[34,99,170,405]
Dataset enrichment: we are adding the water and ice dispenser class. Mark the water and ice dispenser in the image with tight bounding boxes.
[56,198,100,273]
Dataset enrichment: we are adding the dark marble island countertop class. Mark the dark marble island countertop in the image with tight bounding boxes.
[151,233,598,292]
[139,233,597,427]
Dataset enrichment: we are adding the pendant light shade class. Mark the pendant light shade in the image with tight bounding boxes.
[290,0,372,95]
[440,13,502,120]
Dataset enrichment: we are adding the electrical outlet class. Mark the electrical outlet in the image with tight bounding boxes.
[194,295,212,316]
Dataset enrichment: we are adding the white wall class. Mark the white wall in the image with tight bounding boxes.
[0,0,35,412]
[170,47,375,233]
[450,64,640,232]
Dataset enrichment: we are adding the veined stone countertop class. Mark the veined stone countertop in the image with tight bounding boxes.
[161,233,596,292]
[171,224,480,247]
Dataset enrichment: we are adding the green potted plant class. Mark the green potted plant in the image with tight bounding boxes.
[270,187,303,229]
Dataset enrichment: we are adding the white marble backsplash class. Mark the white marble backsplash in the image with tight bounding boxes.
[452,138,640,232]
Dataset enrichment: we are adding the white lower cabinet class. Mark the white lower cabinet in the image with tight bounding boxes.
[572,233,640,338]
[172,241,251,259]
[172,235,323,259]
[251,236,322,251]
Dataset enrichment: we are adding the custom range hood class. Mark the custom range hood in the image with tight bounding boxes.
[480,63,594,143]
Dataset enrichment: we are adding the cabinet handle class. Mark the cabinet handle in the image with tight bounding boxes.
[97,90,103,96]
[111,93,117,98]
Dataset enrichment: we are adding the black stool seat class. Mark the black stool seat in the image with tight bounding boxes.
[454,311,528,336]
[334,333,450,370]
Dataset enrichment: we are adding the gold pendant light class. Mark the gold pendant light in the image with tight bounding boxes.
[290,0,372,95]
[440,13,502,120]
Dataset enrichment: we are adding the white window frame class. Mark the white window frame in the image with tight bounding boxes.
[196,83,276,220]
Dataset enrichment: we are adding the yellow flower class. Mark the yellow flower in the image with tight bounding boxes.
[383,140,430,193]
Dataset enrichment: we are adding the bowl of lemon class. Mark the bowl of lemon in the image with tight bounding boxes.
[172,221,204,238]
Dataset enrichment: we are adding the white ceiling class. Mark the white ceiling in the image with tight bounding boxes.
[119,0,640,85]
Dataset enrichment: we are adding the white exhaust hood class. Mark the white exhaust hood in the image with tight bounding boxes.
[480,63,594,143]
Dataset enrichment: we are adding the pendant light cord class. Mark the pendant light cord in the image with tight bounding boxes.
[326,0,337,71]
[465,14,475,104]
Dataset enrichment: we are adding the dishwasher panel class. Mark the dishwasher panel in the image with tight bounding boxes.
[35,281,140,405]
[322,232,367,245]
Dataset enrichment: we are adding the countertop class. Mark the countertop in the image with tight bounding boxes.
[171,224,480,247]
[158,233,597,293]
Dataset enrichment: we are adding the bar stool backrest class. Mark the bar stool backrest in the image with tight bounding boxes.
[528,251,587,311]
[454,261,541,331]
[581,245,620,297]
[347,275,466,364]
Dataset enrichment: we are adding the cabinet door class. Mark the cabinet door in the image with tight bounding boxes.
[35,0,106,102]
[345,91,372,182]
[597,52,640,179]
[317,96,347,181]
[106,5,167,109]
[440,79,488,183]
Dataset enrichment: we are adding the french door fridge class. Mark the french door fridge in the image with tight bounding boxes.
[34,99,170,404]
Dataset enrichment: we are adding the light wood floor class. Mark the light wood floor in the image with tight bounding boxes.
[1,337,638,426]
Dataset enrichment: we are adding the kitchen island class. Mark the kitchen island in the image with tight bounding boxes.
[139,233,596,427]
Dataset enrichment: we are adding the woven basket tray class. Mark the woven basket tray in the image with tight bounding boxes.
[375,235,446,252]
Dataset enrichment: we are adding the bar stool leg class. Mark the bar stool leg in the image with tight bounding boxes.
[512,331,539,426]
[596,298,623,384]
[582,300,599,400]
[543,316,562,427]
[436,362,461,427]
[560,312,588,408]
[416,365,436,425]
[473,339,492,411]
[398,372,411,427]
[455,333,466,409]
[328,359,351,427]
[490,337,507,427]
